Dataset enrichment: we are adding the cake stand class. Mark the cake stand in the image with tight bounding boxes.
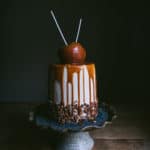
[29,102,116,150]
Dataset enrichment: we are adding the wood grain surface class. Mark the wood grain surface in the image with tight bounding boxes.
[0,103,149,150]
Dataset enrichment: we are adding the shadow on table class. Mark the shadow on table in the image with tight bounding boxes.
[4,126,61,150]
[1,112,60,150]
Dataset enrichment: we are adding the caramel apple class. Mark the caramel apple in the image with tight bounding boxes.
[58,42,86,64]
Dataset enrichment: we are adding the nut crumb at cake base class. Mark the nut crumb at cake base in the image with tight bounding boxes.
[49,102,98,124]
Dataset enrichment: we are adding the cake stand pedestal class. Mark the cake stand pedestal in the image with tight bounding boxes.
[29,103,116,150]
[56,131,93,150]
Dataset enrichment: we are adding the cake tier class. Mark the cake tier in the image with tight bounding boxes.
[48,63,98,123]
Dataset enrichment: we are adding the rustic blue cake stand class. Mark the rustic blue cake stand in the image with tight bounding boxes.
[29,102,116,150]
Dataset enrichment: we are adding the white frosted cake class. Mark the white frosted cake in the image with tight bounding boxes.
[49,11,99,124]
[48,62,98,123]
[48,42,98,123]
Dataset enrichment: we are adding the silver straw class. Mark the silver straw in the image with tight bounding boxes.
[50,10,68,45]
[75,18,82,42]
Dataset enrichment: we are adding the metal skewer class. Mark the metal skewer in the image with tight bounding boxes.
[50,10,68,45]
[75,18,82,42]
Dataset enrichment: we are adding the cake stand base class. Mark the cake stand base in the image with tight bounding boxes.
[57,131,94,150]
[29,102,116,150]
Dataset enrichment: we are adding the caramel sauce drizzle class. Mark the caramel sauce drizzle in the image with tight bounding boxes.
[49,63,97,106]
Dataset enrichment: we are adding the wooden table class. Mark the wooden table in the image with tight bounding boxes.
[0,103,149,150]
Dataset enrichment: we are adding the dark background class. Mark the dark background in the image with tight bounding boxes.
[0,0,149,104]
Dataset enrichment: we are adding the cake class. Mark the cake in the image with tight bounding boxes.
[48,42,98,124]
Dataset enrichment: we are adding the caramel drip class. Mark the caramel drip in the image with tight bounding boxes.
[85,64,95,104]
[87,64,97,103]
[63,66,68,106]
[78,72,80,106]
[54,65,64,81]
[67,65,81,82]
[86,64,95,79]
[89,77,91,105]
[67,83,69,106]
[49,63,97,106]
[93,67,97,103]
[51,63,95,82]
[71,82,73,106]
[83,67,85,104]
[61,83,63,105]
